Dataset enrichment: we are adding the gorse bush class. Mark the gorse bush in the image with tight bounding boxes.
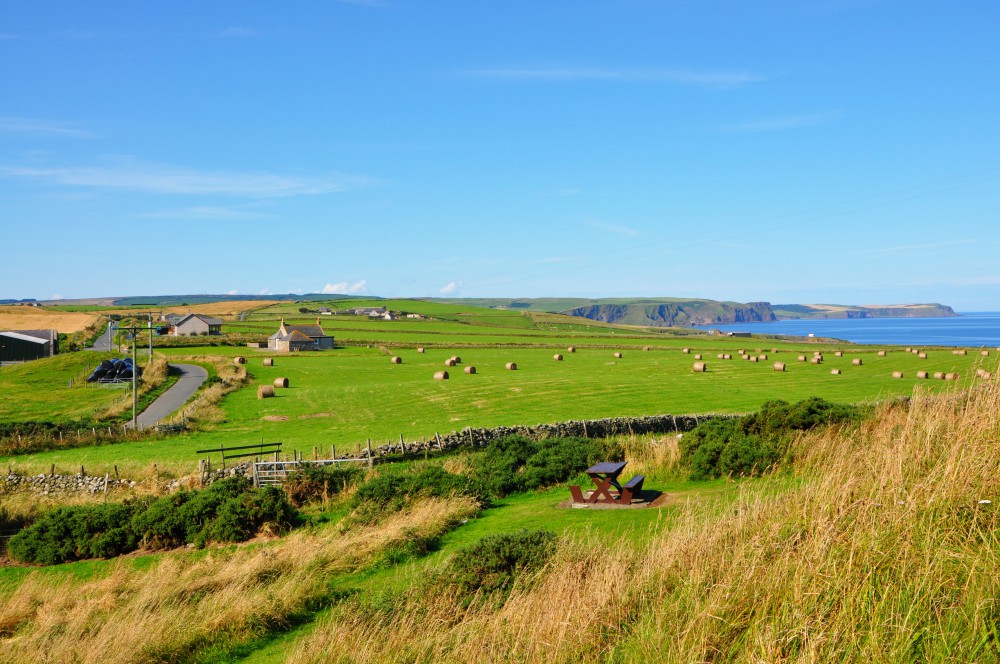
[350,465,484,523]
[681,397,861,479]
[7,478,300,564]
[450,529,557,594]
[283,462,364,507]
[471,435,620,498]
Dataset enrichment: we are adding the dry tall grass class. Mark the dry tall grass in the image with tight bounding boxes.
[0,497,479,663]
[287,381,1000,663]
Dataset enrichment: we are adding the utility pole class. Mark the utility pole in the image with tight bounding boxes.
[148,313,153,361]
[131,326,138,429]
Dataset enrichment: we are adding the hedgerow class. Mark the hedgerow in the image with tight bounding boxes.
[7,478,299,564]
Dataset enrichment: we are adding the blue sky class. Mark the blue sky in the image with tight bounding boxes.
[2,1,999,309]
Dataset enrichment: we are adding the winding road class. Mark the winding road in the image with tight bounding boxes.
[128,363,208,429]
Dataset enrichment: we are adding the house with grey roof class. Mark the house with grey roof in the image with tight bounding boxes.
[268,319,334,351]
[172,314,223,336]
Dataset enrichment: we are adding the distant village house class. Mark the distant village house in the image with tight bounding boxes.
[268,319,334,351]
[353,306,387,317]
[172,314,223,336]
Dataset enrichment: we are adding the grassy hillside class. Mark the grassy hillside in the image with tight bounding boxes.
[1,382,997,662]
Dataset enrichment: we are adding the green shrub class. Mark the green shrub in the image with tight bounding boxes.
[450,529,557,594]
[8,478,300,564]
[350,465,486,523]
[680,398,861,480]
[283,462,364,507]
[7,503,140,565]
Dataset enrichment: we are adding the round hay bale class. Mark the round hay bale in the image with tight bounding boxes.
[692,361,707,372]
[798,355,807,362]
[723,354,732,360]
[918,352,927,359]
[273,377,289,388]
[905,347,912,352]
[835,351,843,357]
[444,359,456,367]
[567,346,576,353]
[755,348,762,353]
[451,356,462,364]
[811,357,823,364]
[553,354,563,361]
[911,349,920,355]
[772,348,779,354]
[257,385,274,398]
[263,358,274,367]
[852,358,863,366]
[892,371,904,379]
[982,350,990,357]
[953,349,967,356]
[773,361,785,372]
[749,356,758,363]
[613,352,623,358]
[760,354,768,361]
[234,356,247,365]
[464,365,476,374]
[945,372,959,381]
[643,346,651,352]
[830,369,841,375]
[716,353,724,359]
[682,348,690,354]
[434,371,449,380]
[737,349,745,355]
[976,368,987,378]
[933,372,946,380]
[417,347,425,353]
[390,356,402,364]
[916,370,929,379]
[694,354,702,360]
[877,350,887,357]
[505,362,517,370]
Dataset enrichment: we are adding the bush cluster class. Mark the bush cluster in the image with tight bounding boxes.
[7,478,300,565]
[350,465,483,523]
[283,462,364,507]
[450,529,557,594]
[680,397,861,480]
[471,434,620,498]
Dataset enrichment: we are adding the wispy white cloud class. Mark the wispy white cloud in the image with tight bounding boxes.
[544,187,582,197]
[858,239,976,256]
[258,288,271,296]
[0,159,371,197]
[440,281,462,295]
[140,206,266,220]
[586,220,639,237]
[322,280,367,295]
[0,117,101,138]
[722,110,844,133]
[458,66,765,89]
[225,289,239,295]
[217,26,260,38]
[51,294,63,300]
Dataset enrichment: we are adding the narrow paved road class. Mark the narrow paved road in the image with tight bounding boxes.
[129,363,208,429]
[86,321,117,351]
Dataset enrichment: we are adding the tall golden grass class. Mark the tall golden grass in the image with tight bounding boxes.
[287,381,1000,662]
[0,497,478,663]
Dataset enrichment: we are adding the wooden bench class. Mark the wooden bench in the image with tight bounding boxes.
[618,475,645,504]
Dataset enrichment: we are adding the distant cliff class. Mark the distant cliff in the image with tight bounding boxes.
[772,303,957,320]
[565,300,956,327]
[567,301,776,327]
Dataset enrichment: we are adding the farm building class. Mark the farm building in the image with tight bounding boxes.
[0,329,57,362]
[383,311,395,321]
[172,314,223,336]
[354,306,387,317]
[268,319,334,351]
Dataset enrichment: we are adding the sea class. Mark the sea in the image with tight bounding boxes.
[694,312,1000,347]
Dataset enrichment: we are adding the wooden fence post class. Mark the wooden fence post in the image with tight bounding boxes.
[367,439,373,468]
[435,432,442,450]
[313,446,318,461]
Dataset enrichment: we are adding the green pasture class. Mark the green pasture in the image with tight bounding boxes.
[6,340,993,474]
[0,353,127,421]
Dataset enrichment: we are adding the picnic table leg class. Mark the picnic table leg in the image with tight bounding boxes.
[569,485,585,503]
[590,477,617,503]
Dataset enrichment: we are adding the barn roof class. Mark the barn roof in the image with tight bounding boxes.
[0,331,48,344]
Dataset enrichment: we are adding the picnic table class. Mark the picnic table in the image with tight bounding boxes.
[569,461,645,505]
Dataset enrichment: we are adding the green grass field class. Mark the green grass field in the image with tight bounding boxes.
[4,337,993,474]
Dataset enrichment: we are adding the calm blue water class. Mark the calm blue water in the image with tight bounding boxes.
[694,312,1000,347]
